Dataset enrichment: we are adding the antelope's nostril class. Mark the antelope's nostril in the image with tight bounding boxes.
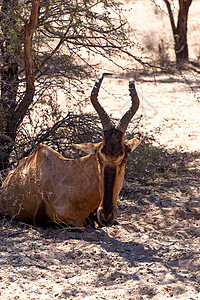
[99,212,114,226]
[107,213,114,224]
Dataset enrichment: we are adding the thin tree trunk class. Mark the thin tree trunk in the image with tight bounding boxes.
[0,0,40,171]
[175,0,192,64]
[163,0,192,65]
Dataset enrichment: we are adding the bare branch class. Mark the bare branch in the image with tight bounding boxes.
[163,0,177,38]
[13,10,27,23]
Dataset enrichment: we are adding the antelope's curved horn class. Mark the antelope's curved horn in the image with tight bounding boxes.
[91,73,113,131]
[117,78,139,133]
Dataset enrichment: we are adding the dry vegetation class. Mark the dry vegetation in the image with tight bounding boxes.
[0,0,200,299]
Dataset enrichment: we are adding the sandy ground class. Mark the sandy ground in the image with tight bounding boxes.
[0,0,200,299]
[0,133,199,300]
[0,70,200,300]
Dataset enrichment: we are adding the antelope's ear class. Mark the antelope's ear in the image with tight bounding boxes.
[73,142,101,154]
[125,138,141,153]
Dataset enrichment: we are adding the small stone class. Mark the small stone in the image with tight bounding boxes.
[160,197,174,207]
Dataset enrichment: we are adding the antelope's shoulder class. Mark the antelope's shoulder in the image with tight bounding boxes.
[33,144,66,162]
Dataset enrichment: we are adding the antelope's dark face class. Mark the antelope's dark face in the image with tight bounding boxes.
[96,128,139,226]
[76,73,140,226]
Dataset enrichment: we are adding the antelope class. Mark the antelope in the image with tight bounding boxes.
[0,73,140,227]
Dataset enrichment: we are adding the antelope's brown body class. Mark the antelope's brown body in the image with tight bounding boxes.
[1,145,100,226]
[0,74,140,227]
